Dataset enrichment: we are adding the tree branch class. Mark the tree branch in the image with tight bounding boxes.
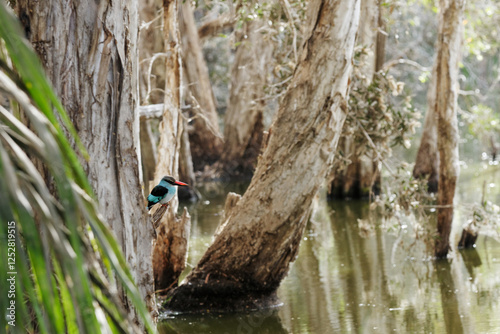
[198,13,236,41]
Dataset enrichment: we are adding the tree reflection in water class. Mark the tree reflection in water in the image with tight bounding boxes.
[160,182,500,333]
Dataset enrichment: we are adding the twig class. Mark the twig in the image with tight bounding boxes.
[138,103,164,118]
[143,52,172,104]
[355,119,396,176]
[382,58,430,72]
[187,93,224,139]
[279,0,297,64]
[418,204,454,208]
[458,89,484,99]
[269,76,292,88]
[138,103,192,118]
[154,278,179,295]
[198,13,236,40]
[139,10,163,32]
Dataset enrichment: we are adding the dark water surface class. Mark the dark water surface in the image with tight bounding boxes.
[160,164,500,333]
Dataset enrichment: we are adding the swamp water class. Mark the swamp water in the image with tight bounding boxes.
[159,163,500,333]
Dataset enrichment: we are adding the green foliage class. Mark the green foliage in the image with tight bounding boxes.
[334,47,421,174]
[466,199,500,237]
[464,1,500,60]
[371,163,435,219]
[0,3,154,333]
[462,104,500,158]
[465,104,500,136]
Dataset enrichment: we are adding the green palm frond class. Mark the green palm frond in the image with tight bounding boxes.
[0,3,155,334]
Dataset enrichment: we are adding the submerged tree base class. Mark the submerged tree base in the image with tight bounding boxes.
[458,228,478,249]
[161,279,281,314]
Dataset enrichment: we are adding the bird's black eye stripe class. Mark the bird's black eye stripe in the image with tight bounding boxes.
[162,176,176,184]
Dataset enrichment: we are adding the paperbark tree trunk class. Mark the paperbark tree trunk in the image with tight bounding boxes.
[151,0,191,293]
[413,60,439,193]
[138,0,164,193]
[331,0,384,198]
[165,0,360,312]
[434,0,464,259]
[177,117,198,200]
[221,13,274,178]
[140,118,158,198]
[15,0,156,317]
[180,1,223,170]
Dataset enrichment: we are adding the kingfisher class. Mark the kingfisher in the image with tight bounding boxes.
[147,176,188,210]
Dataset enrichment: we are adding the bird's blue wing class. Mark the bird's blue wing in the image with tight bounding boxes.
[147,185,169,206]
[147,194,161,204]
[150,185,168,199]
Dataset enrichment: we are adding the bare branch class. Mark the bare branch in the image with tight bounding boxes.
[356,119,396,176]
[382,58,431,72]
[279,0,298,64]
[139,103,192,118]
[198,13,236,41]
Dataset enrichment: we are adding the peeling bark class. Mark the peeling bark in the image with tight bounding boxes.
[434,0,464,259]
[180,2,223,170]
[153,0,182,198]
[151,0,191,293]
[164,0,360,313]
[178,117,198,200]
[15,0,157,317]
[214,192,241,238]
[153,207,191,293]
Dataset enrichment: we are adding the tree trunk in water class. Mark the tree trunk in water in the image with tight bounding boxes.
[222,15,274,178]
[434,0,464,259]
[413,59,439,193]
[458,227,478,249]
[330,0,383,199]
[151,0,191,292]
[165,0,360,312]
[180,2,223,170]
[15,0,157,317]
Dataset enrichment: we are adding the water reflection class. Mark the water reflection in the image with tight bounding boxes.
[159,309,287,334]
[162,177,500,333]
[279,198,500,333]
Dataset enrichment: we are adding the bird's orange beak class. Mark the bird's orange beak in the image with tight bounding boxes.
[174,180,188,186]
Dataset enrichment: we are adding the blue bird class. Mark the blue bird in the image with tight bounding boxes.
[147,176,188,210]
